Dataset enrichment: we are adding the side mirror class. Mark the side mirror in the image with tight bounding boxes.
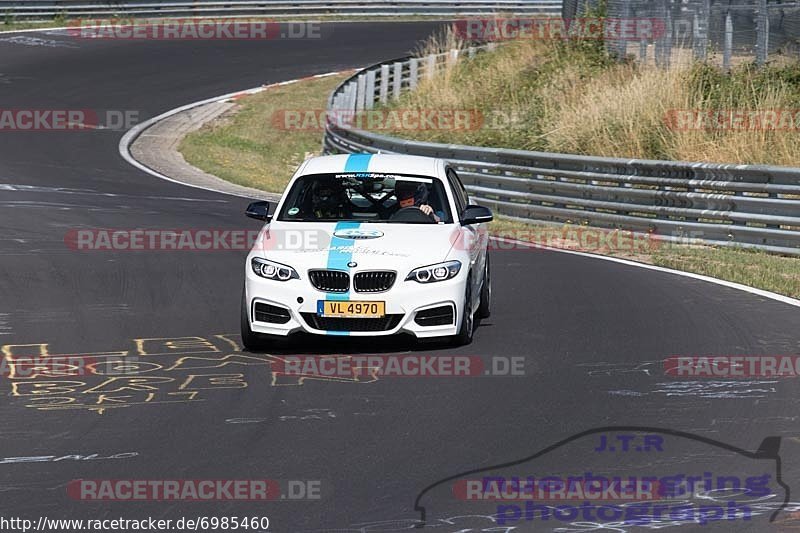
[460,205,493,226]
[245,201,271,222]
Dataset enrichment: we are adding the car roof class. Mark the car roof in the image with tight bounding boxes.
[299,154,443,179]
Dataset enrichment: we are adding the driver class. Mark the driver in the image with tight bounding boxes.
[394,181,442,222]
[311,180,350,220]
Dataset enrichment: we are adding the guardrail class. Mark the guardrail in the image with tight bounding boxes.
[0,1,562,20]
[324,48,800,256]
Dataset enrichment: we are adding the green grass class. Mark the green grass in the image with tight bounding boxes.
[1,20,61,32]
[652,244,800,299]
[180,72,350,193]
[490,217,800,298]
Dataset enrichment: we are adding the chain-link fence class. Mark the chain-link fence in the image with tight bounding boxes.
[565,0,800,67]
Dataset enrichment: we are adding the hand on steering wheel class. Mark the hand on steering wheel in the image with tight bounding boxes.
[389,206,438,223]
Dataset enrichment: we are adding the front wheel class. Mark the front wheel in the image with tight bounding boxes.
[450,275,474,346]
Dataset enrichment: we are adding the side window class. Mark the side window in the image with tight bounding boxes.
[446,168,467,216]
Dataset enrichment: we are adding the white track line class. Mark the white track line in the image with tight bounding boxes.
[117,71,349,200]
[491,236,800,309]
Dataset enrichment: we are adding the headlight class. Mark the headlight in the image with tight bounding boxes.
[405,260,461,283]
[251,258,299,281]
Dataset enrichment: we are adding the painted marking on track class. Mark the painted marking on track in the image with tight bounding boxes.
[0,452,138,465]
[2,334,374,415]
[0,36,77,48]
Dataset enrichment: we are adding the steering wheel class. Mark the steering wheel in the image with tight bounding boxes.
[389,206,437,223]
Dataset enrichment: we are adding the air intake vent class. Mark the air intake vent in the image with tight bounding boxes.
[253,302,291,324]
[301,313,403,332]
[414,305,455,327]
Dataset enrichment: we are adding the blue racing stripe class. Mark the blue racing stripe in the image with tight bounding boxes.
[323,220,362,336]
[327,221,361,275]
[343,153,373,173]
[320,153,371,334]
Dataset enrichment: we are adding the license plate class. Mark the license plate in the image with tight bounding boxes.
[317,300,385,318]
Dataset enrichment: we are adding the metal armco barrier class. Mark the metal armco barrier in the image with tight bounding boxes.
[0,1,562,20]
[324,49,800,256]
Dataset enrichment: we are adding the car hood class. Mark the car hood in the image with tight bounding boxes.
[252,222,460,271]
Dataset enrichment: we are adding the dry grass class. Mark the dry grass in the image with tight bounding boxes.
[542,60,691,158]
[379,37,800,166]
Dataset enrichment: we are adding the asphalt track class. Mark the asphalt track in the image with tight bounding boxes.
[0,22,798,532]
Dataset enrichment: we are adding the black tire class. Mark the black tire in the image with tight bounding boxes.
[451,275,474,346]
[240,289,265,352]
[477,254,491,319]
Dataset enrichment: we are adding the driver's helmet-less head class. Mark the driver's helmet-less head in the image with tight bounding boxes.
[311,181,344,213]
[395,181,428,208]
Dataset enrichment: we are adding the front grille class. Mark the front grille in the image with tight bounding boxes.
[353,271,396,293]
[254,302,291,324]
[309,270,349,293]
[414,305,455,327]
[301,313,403,332]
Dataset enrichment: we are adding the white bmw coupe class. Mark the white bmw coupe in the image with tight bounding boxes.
[241,153,493,349]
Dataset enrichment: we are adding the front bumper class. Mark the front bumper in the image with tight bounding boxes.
[244,266,465,338]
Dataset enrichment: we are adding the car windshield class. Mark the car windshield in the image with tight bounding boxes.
[277,172,452,223]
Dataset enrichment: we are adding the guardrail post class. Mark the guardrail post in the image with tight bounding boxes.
[365,70,376,109]
[346,82,356,111]
[356,74,367,111]
[425,54,436,79]
[693,0,709,61]
[379,64,390,105]
[639,37,648,64]
[409,58,419,89]
[468,46,476,58]
[615,0,632,60]
[448,49,459,67]
[756,0,769,67]
[723,12,733,71]
[663,0,673,68]
[392,62,403,99]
